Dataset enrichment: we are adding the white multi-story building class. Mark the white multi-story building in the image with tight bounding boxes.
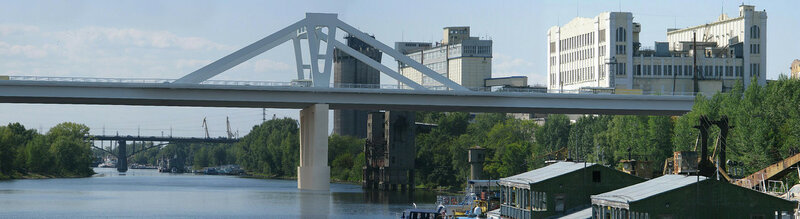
[547,5,767,95]
[396,27,492,88]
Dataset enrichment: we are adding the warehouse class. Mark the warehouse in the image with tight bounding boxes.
[498,161,644,219]
[591,174,796,218]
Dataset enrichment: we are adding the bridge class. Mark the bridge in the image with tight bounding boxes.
[0,13,694,190]
[87,135,240,173]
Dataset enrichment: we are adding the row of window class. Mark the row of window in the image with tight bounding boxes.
[500,187,548,211]
[551,62,762,86]
[558,32,595,52]
[557,48,596,64]
[559,66,596,85]
[464,45,491,55]
[634,64,745,77]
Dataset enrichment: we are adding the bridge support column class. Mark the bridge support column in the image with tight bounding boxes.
[117,140,128,173]
[297,104,330,190]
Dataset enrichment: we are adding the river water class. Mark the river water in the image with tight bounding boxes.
[0,168,437,218]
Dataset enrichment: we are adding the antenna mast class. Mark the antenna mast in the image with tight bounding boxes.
[202,117,210,138]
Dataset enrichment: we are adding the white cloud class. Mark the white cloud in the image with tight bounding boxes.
[0,41,48,58]
[252,58,291,73]
[175,59,212,70]
[492,53,548,86]
[49,26,233,51]
[0,24,40,36]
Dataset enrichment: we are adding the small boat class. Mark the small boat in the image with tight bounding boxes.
[435,180,501,218]
[399,208,442,219]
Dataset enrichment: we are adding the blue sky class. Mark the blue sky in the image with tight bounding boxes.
[1,0,797,137]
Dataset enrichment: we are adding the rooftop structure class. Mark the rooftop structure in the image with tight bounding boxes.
[547,5,767,96]
[591,174,796,218]
[498,161,644,219]
[396,26,492,88]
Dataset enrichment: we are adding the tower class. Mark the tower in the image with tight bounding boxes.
[333,35,382,138]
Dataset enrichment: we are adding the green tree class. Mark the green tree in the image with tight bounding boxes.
[535,114,571,155]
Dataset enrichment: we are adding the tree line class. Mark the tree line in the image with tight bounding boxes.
[0,122,95,179]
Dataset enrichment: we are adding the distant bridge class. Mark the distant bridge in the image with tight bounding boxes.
[87,135,240,172]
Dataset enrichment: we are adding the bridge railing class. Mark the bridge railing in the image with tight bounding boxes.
[5,76,699,96]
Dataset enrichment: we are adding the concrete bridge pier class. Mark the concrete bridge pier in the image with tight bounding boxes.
[297,104,330,190]
[117,140,128,173]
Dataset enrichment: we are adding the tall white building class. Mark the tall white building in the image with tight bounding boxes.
[396,27,492,88]
[546,5,767,95]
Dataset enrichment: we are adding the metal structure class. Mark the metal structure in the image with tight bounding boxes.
[87,135,239,172]
[735,153,800,191]
[174,13,466,91]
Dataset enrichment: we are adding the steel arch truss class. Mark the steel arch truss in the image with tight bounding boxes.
[174,13,467,91]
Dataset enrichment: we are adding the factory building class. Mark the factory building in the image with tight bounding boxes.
[333,35,382,138]
[498,162,644,219]
[396,26,492,89]
[547,5,767,96]
[590,174,796,218]
[362,111,416,191]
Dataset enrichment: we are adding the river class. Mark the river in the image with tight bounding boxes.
[0,168,437,218]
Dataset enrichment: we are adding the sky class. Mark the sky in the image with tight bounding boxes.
[0,0,798,137]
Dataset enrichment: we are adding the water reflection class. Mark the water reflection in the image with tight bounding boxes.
[0,168,439,218]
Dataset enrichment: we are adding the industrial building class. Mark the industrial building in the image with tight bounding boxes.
[547,5,767,96]
[396,26,492,89]
[792,59,800,79]
[590,174,796,218]
[333,35,382,138]
[498,162,644,219]
[362,111,416,191]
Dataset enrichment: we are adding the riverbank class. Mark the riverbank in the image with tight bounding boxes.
[0,170,95,180]
[239,171,463,195]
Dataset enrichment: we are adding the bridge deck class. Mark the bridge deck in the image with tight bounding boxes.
[88,135,239,143]
[0,80,694,115]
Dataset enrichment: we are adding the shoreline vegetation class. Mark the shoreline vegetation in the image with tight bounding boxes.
[0,122,95,180]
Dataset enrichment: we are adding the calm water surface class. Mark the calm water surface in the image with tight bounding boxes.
[0,168,436,218]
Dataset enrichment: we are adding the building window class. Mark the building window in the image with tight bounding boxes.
[654,65,662,76]
[616,45,626,55]
[750,25,760,39]
[599,29,606,43]
[635,65,642,76]
[685,65,692,77]
[592,171,601,182]
[750,44,760,54]
[736,66,743,77]
[725,66,733,77]
[555,195,566,212]
[665,65,672,76]
[616,27,626,42]
[616,63,626,75]
[751,63,761,76]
